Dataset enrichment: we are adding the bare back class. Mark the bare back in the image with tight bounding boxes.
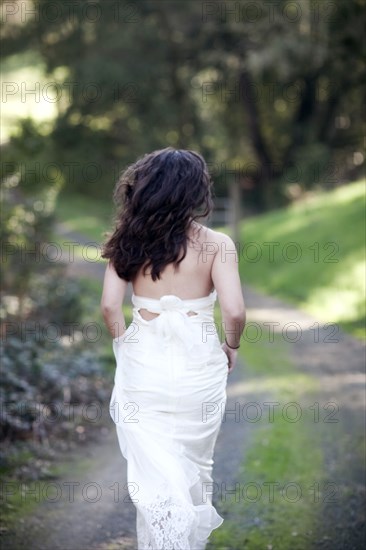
[132,222,216,300]
[101,220,245,329]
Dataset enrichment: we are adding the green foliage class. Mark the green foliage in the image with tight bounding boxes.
[0,335,108,437]
[54,191,114,242]
[1,0,364,207]
[0,139,111,477]
[28,271,83,326]
[1,177,56,303]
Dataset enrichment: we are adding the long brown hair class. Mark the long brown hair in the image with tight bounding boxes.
[101,147,214,281]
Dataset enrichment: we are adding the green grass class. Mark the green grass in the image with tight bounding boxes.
[235,180,365,340]
[209,331,323,550]
[0,441,115,531]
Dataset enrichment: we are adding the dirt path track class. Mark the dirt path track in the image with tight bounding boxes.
[3,226,364,549]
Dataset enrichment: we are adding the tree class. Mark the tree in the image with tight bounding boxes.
[1,0,364,209]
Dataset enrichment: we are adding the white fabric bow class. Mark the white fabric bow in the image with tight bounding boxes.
[151,295,203,352]
[132,290,217,353]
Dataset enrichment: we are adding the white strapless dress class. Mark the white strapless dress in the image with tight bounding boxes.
[109,289,229,550]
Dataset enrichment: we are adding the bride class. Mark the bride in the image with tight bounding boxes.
[100,147,246,550]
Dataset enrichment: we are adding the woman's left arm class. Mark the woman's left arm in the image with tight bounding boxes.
[100,261,128,339]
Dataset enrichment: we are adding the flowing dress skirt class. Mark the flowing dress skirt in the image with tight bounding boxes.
[109,290,229,550]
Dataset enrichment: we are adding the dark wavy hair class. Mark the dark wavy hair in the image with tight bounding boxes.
[101,147,214,281]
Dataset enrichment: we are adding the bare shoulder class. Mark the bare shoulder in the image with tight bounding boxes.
[200,226,237,251]
[191,224,238,262]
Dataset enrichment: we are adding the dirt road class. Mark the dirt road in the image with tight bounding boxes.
[3,226,364,549]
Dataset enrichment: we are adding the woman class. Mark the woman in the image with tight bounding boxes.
[100,147,246,550]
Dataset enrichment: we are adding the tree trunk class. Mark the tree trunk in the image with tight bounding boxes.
[239,71,274,210]
[229,179,241,247]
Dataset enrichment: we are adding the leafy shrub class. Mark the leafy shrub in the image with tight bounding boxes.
[0,333,110,441]
[0,150,111,481]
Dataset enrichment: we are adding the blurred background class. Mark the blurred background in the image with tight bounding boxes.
[1,1,365,549]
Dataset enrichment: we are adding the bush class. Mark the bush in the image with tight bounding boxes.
[0,152,111,481]
[0,334,109,445]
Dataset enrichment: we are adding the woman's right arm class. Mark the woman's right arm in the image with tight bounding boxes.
[211,232,246,371]
[100,261,128,339]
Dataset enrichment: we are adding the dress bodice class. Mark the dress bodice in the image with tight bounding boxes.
[131,289,218,352]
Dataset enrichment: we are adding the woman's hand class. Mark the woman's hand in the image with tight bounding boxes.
[221,342,238,374]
